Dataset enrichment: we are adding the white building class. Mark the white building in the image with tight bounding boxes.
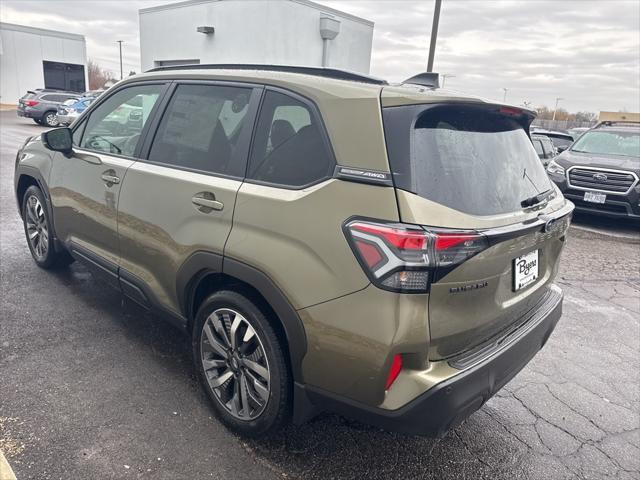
[139,0,373,74]
[0,22,88,104]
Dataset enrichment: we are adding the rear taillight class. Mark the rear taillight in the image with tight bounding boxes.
[344,219,488,293]
[24,100,39,107]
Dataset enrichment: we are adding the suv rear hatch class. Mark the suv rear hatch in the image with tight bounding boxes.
[381,96,572,361]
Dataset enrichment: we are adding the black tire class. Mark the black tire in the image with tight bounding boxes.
[193,290,291,437]
[21,185,73,269]
[42,111,59,127]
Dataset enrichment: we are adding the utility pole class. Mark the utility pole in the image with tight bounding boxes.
[552,97,564,121]
[441,74,455,87]
[117,40,124,80]
[502,88,508,103]
[427,0,442,72]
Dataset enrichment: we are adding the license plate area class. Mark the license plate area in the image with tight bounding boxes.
[584,191,606,204]
[513,250,539,291]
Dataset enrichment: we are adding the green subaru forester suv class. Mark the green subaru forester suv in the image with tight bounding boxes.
[14,65,573,437]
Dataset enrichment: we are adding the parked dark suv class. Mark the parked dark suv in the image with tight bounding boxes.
[17,89,81,127]
[14,65,573,437]
[547,121,640,219]
[531,133,556,166]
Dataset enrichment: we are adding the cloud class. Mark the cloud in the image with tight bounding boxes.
[2,0,638,112]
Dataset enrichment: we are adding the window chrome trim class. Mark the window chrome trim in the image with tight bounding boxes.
[566,165,639,196]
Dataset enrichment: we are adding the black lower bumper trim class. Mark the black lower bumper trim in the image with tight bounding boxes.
[302,285,563,437]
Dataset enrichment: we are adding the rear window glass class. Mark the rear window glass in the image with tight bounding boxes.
[571,130,640,158]
[548,135,573,148]
[383,105,552,216]
[532,139,544,156]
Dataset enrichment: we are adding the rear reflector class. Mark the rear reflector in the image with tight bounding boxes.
[344,219,488,292]
[385,354,403,390]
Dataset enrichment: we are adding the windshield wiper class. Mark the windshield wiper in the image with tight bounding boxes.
[521,188,553,208]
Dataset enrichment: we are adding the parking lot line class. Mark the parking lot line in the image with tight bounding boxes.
[0,450,17,480]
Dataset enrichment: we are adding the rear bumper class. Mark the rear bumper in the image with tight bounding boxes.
[302,284,563,436]
[17,108,40,119]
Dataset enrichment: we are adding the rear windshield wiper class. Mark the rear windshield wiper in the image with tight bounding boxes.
[521,188,553,208]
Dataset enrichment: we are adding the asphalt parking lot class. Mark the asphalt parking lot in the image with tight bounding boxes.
[1,110,639,480]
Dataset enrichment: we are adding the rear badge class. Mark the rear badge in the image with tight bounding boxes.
[449,281,488,294]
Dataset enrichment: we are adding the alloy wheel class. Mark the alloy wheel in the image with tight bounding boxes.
[45,112,59,127]
[25,195,49,260]
[200,308,271,420]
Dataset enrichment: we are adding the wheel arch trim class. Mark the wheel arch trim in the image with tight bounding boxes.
[177,251,307,383]
[15,166,65,253]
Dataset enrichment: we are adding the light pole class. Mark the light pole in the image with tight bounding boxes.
[441,74,455,87]
[502,88,508,103]
[552,97,564,121]
[117,40,124,80]
[427,0,442,72]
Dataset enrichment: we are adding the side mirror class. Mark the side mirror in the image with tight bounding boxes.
[42,128,73,155]
[556,145,568,153]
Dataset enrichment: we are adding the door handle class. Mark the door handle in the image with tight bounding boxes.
[192,193,224,212]
[101,170,120,186]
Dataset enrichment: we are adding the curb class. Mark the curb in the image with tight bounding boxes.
[0,451,17,480]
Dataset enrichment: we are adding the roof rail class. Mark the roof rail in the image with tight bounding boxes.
[145,63,388,85]
[594,120,640,128]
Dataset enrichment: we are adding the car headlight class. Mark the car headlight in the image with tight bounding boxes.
[547,159,565,176]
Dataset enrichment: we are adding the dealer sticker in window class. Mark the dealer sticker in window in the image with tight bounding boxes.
[513,250,539,291]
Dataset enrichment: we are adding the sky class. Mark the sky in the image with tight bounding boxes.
[1,0,639,113]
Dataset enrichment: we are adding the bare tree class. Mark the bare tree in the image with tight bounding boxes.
[535,105,596,122]
[87,59,117,90]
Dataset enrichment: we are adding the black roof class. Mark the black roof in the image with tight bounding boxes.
[146,64,388,86]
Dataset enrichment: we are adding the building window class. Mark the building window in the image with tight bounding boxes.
[43,61,85,92]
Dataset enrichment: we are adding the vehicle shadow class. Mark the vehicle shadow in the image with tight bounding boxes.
[571,212,640,237]
[244,407,532,480]
[45,264,535,480]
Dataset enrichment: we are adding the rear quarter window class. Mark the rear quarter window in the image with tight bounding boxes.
[246,90,335,188]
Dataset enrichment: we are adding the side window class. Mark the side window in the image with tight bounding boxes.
[532,139,544,158]
[147,84,252,177]
[247,90,334,187]
[80,84,163,157]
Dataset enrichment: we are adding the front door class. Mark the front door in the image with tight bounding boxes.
[49,82,167,285]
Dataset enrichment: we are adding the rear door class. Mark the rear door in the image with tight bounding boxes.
[116,81,261,313]
[382,101,573,360]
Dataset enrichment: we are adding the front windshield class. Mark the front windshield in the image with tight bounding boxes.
[571,130,640,157]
